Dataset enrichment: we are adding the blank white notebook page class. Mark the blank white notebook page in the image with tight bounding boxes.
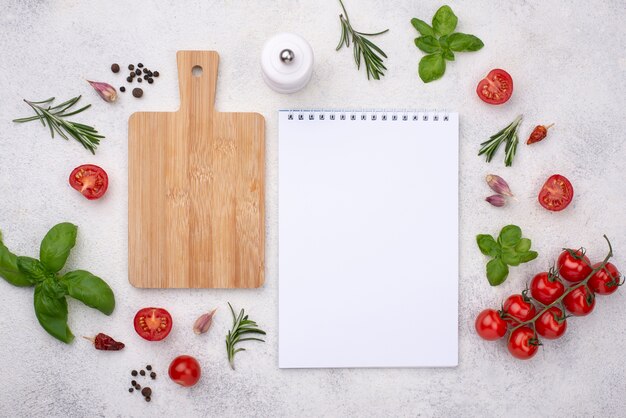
[279,110,459,368]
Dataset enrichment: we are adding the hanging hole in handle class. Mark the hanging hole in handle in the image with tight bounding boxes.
[192,65,203,77]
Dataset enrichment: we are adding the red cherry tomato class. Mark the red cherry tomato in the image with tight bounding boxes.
[563,285,595,316]
[530,272,565,305]
[507,326,539,360]
[133,307,173,341]
[476,69,513,105]
[589,262,621,295]
[69,164,108,200]
[558,249,592,283]
[502,294,536,326]
[535,306,567,339]
[169,355,201,387]
[538,174,573,212]
[475,309,507,341]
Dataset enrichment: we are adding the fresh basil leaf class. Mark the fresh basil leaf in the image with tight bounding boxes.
[34,279,73,343]
[442,49,455,61]
[515,238,532,253]
[60,270,115,315]
[498,225,522,248]
[519,251,539,263]
[439,35,449,49]
[432,5,458,37]
[448,32,484,52]
[419,53,446,83]
[17,256,50,282]
[0,232,34,287]
[476,234,500,257]
[411,18,435,37]
[501,248,521,266]
[414,36,441,53]
[40,223,77,273]
[486,258,509,286]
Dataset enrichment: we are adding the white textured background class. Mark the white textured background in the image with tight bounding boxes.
[1,1,625,417]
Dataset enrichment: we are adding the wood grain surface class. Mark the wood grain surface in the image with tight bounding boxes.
[128,51,265,288]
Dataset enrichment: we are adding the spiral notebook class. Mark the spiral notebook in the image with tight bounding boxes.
[279,110,459,368]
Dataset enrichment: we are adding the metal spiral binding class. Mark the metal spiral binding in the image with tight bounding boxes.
[285,110,450,122]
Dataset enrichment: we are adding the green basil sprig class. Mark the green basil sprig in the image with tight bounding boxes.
[476,225,538,286]
[411,5,484,83]
[0,223,115,343]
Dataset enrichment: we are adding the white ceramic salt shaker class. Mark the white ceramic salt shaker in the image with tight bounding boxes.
[261,33,314,94]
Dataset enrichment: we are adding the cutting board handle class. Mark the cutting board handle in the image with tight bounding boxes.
[176,50,219,114]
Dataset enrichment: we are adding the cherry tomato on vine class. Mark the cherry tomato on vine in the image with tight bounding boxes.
[535,306,567,339]
[563,286,595,316]
[589,262,622,295]
[475,309,507,341]
[134,307,173,341]
[502,294,536,326]
[476,69,513,105]
[507,326,539,360]
[69,164,108,200]
[558,249,592,283]
[538,174,573,212]
[530,272,565,305]
[169,355,201,387]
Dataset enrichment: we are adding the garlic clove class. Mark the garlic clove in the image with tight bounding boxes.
[486,194,506,207]
[485,174,514,197]
[193,308,217,335]
[87,80,117,103]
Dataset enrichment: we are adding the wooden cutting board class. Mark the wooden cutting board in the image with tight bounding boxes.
[128,51,265,288]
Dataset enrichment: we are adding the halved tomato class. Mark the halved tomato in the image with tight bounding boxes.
[134,307,173,341]
[69,164,108,200]
[538,174,574,212]
[476,69,513,105]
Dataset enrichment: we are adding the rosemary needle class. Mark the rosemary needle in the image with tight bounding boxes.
[12,96,104,154]
[478,115,523,167]
[336,0,389,80]
[225,302,266,370]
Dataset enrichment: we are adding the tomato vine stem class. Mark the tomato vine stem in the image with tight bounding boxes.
[504,235,613,339]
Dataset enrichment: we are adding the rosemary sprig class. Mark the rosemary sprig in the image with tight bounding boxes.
[336,0,389,80]
[12,96,104,154]
[225,302,266,370]
[478,115,523,167]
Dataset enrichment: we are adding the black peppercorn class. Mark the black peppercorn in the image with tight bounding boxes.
[126,76,133,82]
[131,370,138,377]
[138,63,144,68]
[120,86,126,92]
[150,372,156,379]
[111,63,120,73]
[145,397,151,402]
[131,380,137,386]
[141,387,152,397]
[132,88,143,98]
[137,77,142,83]
[146,365,152,371]
[153,71,159,77]
[128,64,135,70]
[135,384,141,390]
[147,78,154,84]
[140,370,146,376]
[143,68,148,74]
[130,72,136,78]
[135,69,141,76]
[143,75,149,80]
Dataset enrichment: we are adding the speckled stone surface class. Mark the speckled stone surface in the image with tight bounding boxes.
[1,1,625,417]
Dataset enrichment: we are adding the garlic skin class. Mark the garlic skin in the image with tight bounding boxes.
[193,308,217,335]
[486,194,506,207]
[87,80,117,103]
[485,174,514,197]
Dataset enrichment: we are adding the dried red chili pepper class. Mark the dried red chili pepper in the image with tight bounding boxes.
[527,123,554,144]
[83,333,125,350]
